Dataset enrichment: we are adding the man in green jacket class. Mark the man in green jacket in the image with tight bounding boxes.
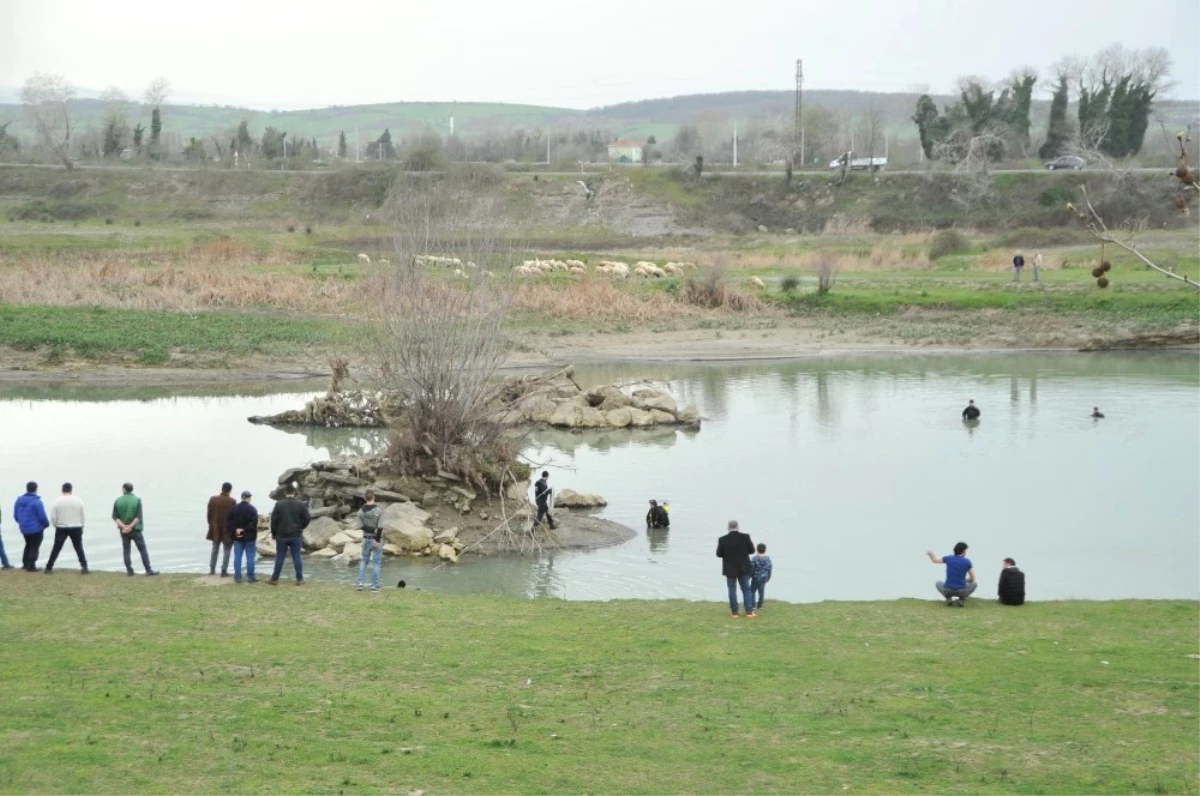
[113,482,157,576]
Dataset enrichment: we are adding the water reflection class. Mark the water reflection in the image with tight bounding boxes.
[265,424,390,459]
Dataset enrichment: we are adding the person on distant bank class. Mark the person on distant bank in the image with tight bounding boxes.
[717,520,756,618]
[206,482,236,577]
[228,490,260,584]
[46,482,88,574]
[532,471,557,531]
[14,481,50,572]
[113,482,157,576]
[962,400,981,421]
[998,557,1026,606]
[0,507,11,569]
[750,543,773,610]
[1012,252,1026,282]
[926,542,977,607]
[1032,252,1044,283]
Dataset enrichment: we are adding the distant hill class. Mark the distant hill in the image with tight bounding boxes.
[0,89,1195,151]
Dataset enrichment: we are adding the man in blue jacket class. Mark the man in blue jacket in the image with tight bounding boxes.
[14,481,50,572]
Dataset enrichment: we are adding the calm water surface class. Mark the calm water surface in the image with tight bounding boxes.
[1,354,1196,603]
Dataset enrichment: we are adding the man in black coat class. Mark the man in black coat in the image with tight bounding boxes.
[716,520,756,618]
[998,557,1026,605]
[268,483,310,586]
[532,471,557,530]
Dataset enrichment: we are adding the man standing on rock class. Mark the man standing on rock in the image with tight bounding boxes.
[46,482,88,574]
[716,520,756,618]
[14,481,50,572]
[356,491,385,592]
[206,482,236,577]
[532,471,557,530]
[228,490,260,583]
[113,482,157,576]
[269,483,310,586]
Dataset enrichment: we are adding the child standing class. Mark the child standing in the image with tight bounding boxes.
[751,543,773,609]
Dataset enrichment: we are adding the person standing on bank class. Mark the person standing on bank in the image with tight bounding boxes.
[207,482,237,577]
[14,481,50,572]
[1012,252,1025,282]
[998,557,1026,606]
[356,491,385,592]
[269,483,310,585]
[532,471,557,530]
[113,482,157,576]
[0,507,11,569]
[1032,252,1044,283]
[227,490,259,583]
[716,520,756,618]
[46,482,88,574]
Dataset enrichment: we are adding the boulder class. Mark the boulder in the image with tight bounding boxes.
[344,528,364,542]
[343,545,363,565]
[605,407,633,428]
[448,486,476,502]
[256,535,276,557]
[302,517,342,550]
[437,544,459,563]
[578,407,608,428]
[628,407,655,427]
[382,543,400,556]
[523,397,559,424]
[316,472,362,487]
[310,547,339,559]
[278,466,312,486]
[549,401,582,428]
[632,389,677,415]
[556,489,607,508]
[379,502,433,552]
[327,531,355,552]
[677,405,701,428]
[586,385,631,410]
[649,409,676,425]
[310,505,341,520]
[434,527,459,544]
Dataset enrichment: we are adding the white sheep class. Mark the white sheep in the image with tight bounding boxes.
[356,253,371,264]
[378,258,391,265]
[749,276,766,288]
[565,259,586,269]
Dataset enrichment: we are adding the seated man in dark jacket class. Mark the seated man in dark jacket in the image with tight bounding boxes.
[998,557,1026,605]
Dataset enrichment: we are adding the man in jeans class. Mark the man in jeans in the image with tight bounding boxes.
[355,491,385,592]
[228,490,260,583]
[716,519,756,618]
[926,542,977,606]
[46,482,88,574]
[14,481,50,572]
[113,482,157,576]
[269,483,310,585]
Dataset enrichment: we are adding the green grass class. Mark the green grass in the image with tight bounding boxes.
[0,574,1195,794]
[0,305,343,363]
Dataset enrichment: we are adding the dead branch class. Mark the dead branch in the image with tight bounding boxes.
[1070,187,1198,289]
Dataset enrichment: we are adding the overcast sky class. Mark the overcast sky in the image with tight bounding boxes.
[1,0,1197,109]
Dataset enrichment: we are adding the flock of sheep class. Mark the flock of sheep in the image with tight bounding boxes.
[353,252,771,287]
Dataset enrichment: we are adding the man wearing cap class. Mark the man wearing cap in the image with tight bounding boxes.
[227,490,260,584]
[46,482,88,574]
[113,482,157,576]
[206,482,237,577]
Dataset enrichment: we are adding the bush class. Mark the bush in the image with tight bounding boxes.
[780,275,800,293]
[929,229,970,260]
[404,141,446,172]
[104,218,113,225]
[14,199,112,221]
[287,224,296,233]
[305,225,313,235]
[1038,185,1075,208]
[682,263,757,311]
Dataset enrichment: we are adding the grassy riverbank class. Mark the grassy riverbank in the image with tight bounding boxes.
[0,574,1195,794]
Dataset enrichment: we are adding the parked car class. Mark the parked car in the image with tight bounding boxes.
[829,152,888,172]
[1045,156,1085,171]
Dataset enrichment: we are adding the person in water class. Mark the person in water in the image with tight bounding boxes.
[646,500,669,529]
[1091,407,1105,418]
[962,400,981,421]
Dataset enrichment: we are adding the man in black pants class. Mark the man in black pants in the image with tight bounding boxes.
[998,557,1026,605]
[46,482,88,574]
[532,471,557,530]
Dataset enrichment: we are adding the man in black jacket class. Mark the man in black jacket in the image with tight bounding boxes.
[228,490,260,584]
[532,471,557,530]
[998,557,1026,605]
[268,483,310,586]
[962,400,981,421]
[716,520,756,618]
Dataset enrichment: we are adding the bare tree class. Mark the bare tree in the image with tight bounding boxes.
[20,73,75,169]
[99,86,131,159]
[858,102,886,170]
[143,77,172,109]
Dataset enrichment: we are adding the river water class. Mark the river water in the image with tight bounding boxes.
[1,353,1196,603]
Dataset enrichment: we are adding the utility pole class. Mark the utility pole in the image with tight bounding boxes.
[794,59,803,168]
[355,126,360,163]
[546,130,551,164]
[733,121,738,167]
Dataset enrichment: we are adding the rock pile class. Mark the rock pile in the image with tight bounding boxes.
[248,390,405,428]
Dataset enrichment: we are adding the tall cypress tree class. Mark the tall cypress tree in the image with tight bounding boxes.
[1039,77,1071,159]
[149,107,163,159]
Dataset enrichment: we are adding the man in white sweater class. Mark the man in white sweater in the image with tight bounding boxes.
[46,482,88,574]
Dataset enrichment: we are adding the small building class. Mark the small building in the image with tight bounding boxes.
[607,140,644,164]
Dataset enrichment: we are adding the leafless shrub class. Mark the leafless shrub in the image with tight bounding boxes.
[814,258,840,295]
[681,262,759,311]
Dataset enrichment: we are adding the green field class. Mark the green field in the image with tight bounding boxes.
[0,574,1195,794]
